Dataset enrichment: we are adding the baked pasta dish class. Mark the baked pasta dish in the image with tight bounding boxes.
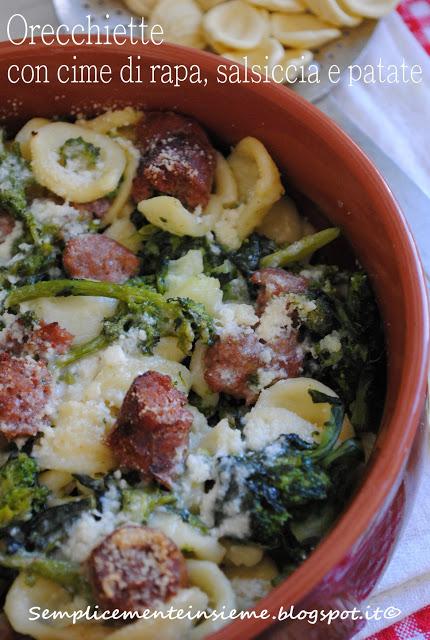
[0,108,385,639]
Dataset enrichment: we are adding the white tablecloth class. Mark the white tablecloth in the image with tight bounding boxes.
[0,3,429,638]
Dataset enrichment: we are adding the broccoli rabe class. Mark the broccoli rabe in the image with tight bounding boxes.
[0,454,49,529]
[260,228,340,269]
[58,137,100,171]
[303,267,386,430]
[213,434,332,551]
[138,228,272,301]
[6,278,216,365]
[0,552,90,596]
[211,394,362,561]
[122,487,176,523]
[0,133,33,218]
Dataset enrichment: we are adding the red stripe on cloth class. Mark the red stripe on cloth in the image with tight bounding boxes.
[367,604,430,639]
[398,0,430,54]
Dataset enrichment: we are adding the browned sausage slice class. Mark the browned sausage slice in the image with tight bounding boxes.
[204,332,264,405]
[132,111,216,210]
[0,212,15,242]
[251,268,309,314]
[63,234,140,283]
[1,320,73,357]
[108,371,193,487]
[88,525,187,613]
[72,198,111,219]
[29,322,74,355]
[0,353,51,440]
[204,330,304,404]
[267,331,304,380]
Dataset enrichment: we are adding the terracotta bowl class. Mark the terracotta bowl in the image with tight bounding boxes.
[0,40,428,640]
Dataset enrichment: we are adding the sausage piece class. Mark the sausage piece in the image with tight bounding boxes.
[251,268,309,314]
[72,198,111,219]
[2,320,73,357]
[0,353,51,440]
[108,371,193,487]
[204,332,264,405]
[88,525,187,614]
[266,331,304,380]
[0,212,15,242]
[132,111,216,210]
[63,234,140,283]
[204,330,304,404]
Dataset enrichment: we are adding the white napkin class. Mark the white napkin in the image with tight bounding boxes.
[328,12,430,638]
[328,11,430,200]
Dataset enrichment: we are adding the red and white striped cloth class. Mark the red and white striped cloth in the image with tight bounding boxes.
[369,604,430,639]
[398,0,430,54]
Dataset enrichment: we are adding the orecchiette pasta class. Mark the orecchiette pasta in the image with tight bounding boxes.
[190,340,220,407]
[254,377,355,443]
[203,0,270,50]
[222,37,285,75]
[5,574,209,640]
[15,117,50,160]
[104,218,142,253]
[30,122,127,203]
[123,0,158,15]
[103,139,140,225]
[148,512,226,562]
[303,0,362,27]
[215,136,284,249]
[21,296,118,345]
[186,560,237,639]
[340,0,398,18]
[248,0,304,11]
[164,249,223,314]
[78,107,143,134]
[258,195,305,244]
[149,0,206,48]
[138,195,214,237]
[212,151,239,208]
[270,13,342,48]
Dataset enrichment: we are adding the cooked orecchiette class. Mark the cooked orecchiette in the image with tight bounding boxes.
[187,560,237,639]
[215,136,284,249]
[30,122,127,203]
[258,195,304,244]
[103,139,140,225]
[138,195,215,237]
[78,107,143,134]
[15,117,50,160]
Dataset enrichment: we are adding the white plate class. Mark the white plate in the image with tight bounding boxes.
[51,0,377,103]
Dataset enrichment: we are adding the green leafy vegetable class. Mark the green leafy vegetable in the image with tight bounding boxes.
[58,137,100,171]
[260,228,340,268]
[303,268,386,430]
[0,133,32,219]
[122,487,176,523]
[0,553,90,597]
[0,454,48,529]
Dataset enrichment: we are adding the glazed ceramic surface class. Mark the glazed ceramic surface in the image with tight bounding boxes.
[0,40,428,640]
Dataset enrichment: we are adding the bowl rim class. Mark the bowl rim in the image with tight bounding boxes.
[0,38,429,640]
